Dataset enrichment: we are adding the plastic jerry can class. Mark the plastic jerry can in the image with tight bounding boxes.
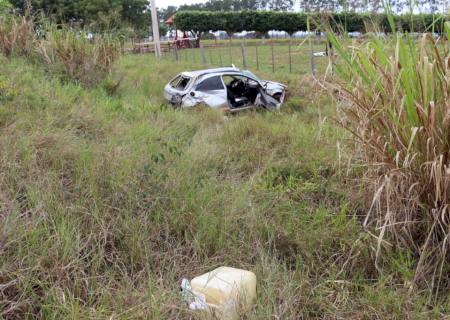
[190,266,257,319]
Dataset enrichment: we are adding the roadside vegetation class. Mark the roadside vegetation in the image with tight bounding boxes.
[0,14,120,87]
[0,10,450,320]
[328,22,450,293]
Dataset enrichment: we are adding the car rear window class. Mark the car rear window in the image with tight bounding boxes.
[196,76,224,91]
[170,75,191,90]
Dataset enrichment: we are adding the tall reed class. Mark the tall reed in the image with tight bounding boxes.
[328,22,450,291]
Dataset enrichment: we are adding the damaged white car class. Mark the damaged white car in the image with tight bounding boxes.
[163,66,287,111]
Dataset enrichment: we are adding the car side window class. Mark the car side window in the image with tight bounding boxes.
[196,76,224,92]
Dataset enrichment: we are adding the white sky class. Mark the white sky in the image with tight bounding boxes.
[157,0,209,9]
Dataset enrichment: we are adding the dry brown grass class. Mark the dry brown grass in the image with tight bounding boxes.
[0,14,35,57]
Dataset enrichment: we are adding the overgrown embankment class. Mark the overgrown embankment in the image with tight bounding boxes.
[1,14,450,320]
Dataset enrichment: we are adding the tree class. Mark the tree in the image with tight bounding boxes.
[204,0,262,10]
[120,0,149,30]
[252,11,272,35]
[174,10,213,40]
[0,0,12,14]
[174,10,448,35]
[179,0,294,12]
[274,12,307,35]
[9,0,150,31]
[267,0,294,11]
[178,3,205,11]
[299,0,448,13]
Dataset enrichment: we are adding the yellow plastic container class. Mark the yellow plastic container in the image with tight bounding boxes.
[190,266,257,320]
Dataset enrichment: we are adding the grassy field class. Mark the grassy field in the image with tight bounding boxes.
[1,47,449,319]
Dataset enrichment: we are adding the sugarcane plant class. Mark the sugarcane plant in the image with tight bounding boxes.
[327,19,450,292]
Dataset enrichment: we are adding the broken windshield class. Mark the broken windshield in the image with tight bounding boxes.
[242,70,261,82]
[170,75,192,90]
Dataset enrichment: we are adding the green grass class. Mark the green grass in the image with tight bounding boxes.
[1,51,449,319]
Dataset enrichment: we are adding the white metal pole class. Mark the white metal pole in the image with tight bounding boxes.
[150,0,161,57]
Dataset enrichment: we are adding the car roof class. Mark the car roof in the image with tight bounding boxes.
[181,67,240,78]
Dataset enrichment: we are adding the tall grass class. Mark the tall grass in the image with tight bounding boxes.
[37,27,120,86]
[2,40,450,318]
[0,14,120,86]
[328,22,450,291]
[0,54,367,319]
[0,14,34,57]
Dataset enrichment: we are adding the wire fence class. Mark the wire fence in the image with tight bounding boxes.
[159,38,333,76]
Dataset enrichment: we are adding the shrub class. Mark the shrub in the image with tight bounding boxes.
[328,22,450,290]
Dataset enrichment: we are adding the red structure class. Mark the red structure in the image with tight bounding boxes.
[165,15,195,49]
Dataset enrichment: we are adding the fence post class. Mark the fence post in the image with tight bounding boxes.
[200,44,207,65]
[307,17,316,77]
[288,38,292,73]
[241,42,247,70]
[120,38,125,55]
[229,36,233,64]
[174,44,178,61]
[209,49,213,65]
[255,44,259,70]
[310,36,316,76]
[271,40,275,73]
[327,36,334,75]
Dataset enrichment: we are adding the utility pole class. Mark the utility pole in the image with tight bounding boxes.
[150,0,161,57]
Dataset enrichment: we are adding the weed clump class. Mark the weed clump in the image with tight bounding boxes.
[329,23,450,290]
[0,14,34,57]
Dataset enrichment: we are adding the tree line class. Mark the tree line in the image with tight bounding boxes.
[171,0,448,14]
[5,0,150,32]
[3,0,298,34]
[174,10,449,36]
[176,0,294,12]
[2,0,448,37]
